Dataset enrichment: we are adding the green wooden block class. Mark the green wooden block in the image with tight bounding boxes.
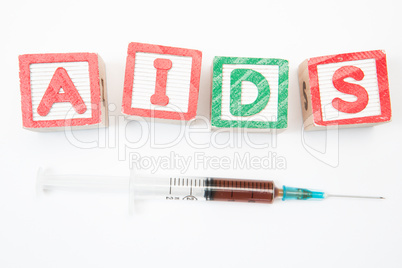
[211,56,288,130]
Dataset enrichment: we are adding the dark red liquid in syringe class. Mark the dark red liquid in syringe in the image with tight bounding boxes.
[204,178,276,203]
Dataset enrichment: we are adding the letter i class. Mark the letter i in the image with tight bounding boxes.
[151,58,172,106]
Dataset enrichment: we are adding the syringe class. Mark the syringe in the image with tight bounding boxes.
[37,168,384,208]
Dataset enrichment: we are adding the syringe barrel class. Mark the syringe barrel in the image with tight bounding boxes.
[130,172,276,203]
[131,173,207,201]
[205,178,276,203]
[37,168,277,204]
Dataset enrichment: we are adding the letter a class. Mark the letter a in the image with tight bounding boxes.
[37,67,87,116]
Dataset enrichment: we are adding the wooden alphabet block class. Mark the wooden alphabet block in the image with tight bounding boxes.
[122,42,202,121]
[211,56,288,130]
[19,53,108,131]
[298,50,391,130]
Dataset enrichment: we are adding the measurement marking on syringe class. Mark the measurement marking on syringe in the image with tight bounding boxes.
[231,181,234,198]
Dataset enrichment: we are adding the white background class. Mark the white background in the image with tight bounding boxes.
[1,1,401,267]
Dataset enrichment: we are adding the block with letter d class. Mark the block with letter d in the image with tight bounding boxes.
[19,53,108,131]
[211,56,288,130]
[298,50,392,130]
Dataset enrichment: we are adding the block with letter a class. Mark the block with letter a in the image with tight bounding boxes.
[211,56,288,131]
[19,53,108,131]
[298,50,391,130]
[122,42,202,121]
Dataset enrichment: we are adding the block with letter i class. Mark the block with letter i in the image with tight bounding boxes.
[298,50,392,130]
[211,56,288,131]
[122,42,202,121]
[19,53,108,131]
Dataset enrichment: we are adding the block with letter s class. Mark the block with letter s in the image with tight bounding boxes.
[298,50,391,130]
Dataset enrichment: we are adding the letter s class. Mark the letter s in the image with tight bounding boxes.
[331,66,369,114]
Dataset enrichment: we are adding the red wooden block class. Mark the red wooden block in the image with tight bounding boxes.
[298,50,391,130]
[122,42,202,121]
[19,53,108,131]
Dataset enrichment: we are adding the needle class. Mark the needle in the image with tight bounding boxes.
[326,194,385,199]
